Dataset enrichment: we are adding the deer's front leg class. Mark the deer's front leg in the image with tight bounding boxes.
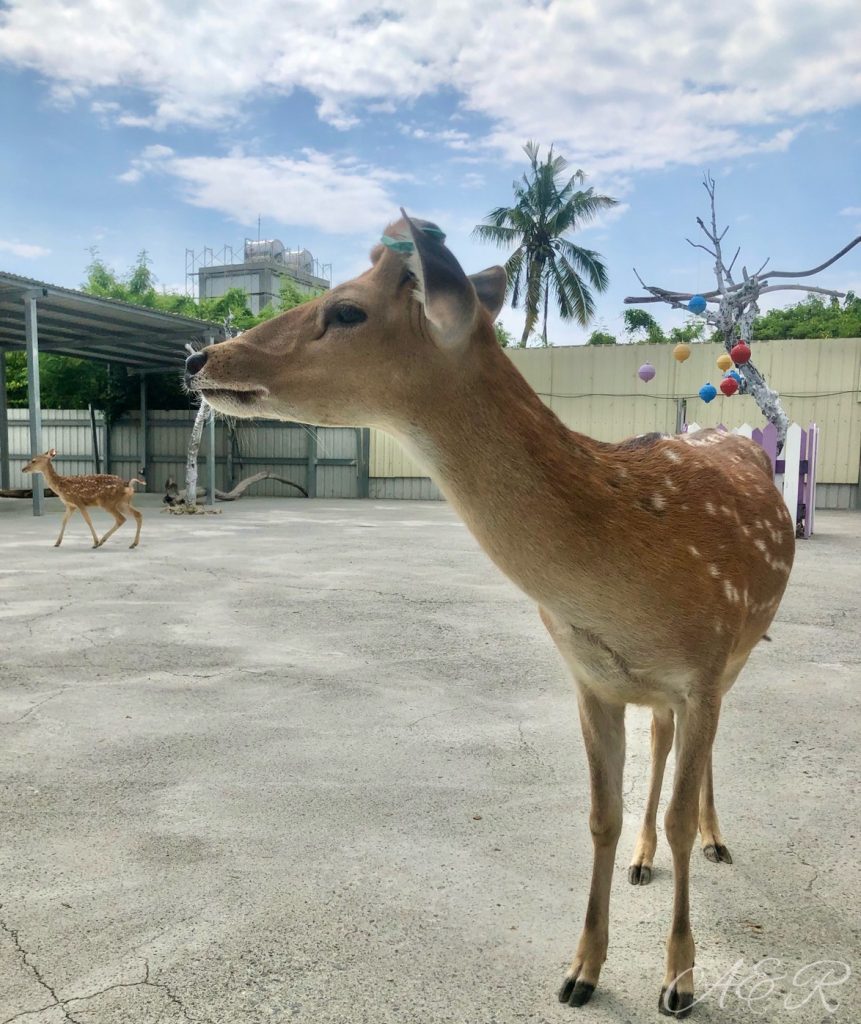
[558,684,625,1008]
[660,699,719,1018]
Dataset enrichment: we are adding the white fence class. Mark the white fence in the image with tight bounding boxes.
[685,421,818,537]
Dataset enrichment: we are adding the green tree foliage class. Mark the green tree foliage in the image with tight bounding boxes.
[473,141,617,346]
[4,251,320,415]
[623,308,665,343]
[494,321,515,347]
[587,329,617,345]
[752,293,861,340]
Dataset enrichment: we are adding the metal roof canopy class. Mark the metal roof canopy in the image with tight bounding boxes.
[0,270,227,515]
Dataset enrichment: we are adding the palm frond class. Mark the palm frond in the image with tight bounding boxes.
[553,240,610,292]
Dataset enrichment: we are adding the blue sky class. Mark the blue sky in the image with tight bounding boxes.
[1,0,859,344]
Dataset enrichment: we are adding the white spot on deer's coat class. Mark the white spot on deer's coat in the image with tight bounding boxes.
[723,580,739,603]
[704,501,716,515]
[651,494,666,511]
[754,539,767,553]
[664,476,679,492]
[688,545,701,558]
[709,564,721,578]
[664,448,681,462]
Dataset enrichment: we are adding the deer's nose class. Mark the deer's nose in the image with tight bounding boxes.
[185,351,208,376]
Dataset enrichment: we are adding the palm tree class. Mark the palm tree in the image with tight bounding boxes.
[473,141,617,346]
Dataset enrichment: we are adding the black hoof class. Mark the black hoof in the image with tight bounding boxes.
[659,985,694,1018]
[628,864,652,885]
[558,976,595,1007]
[703,843,733,864]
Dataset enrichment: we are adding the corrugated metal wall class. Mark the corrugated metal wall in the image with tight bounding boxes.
[5,409,107,485]
[3,410,354,499]
[5,337,859,503]
[367,337,861,499]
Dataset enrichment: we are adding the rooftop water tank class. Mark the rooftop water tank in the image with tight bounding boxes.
[244,239,286,263]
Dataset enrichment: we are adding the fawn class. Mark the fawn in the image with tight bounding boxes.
[22,449,143,549]
[185,213,795,1017]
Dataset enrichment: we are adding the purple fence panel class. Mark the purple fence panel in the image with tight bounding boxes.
[759,423,779,473]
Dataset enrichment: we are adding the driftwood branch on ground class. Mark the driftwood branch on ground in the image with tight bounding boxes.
[163,470,308,507]
[0,488,58,499]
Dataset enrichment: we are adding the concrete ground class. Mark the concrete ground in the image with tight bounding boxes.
[1,496,858,1024]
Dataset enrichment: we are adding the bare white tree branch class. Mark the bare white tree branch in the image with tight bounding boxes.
[623,174,860,451]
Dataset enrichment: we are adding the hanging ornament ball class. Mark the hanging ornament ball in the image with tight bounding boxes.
[638,362,656,382]
[731,340,752,364]
[725,368,743,384]
[673,342,691,362]
[716,352,733,372]
[688,294,707,315]
[699,382,717,403]
[719,377,739,397]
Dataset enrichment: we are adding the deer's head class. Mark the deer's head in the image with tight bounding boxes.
[22,449,57,473]
[185,213,506,429]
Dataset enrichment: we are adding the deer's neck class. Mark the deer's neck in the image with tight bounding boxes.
[390,342,614,608]
[40,462,64,491]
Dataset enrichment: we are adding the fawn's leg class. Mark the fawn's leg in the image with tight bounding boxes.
[659,699,720,1018]
[54,505,75,547]
[629,706,675,885]
[77,506,101,548]
[699,752,732,864]
[124,503,143,548]
[558,685,625,1008]
[96,507,127,547]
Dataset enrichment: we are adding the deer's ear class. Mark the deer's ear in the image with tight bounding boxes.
[469,267,507,321]
[400,211,476,349]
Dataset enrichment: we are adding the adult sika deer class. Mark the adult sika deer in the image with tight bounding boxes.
[185,214,795,1017]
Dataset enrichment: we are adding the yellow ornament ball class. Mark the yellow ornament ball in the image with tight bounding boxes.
[717,352,733,372]
[673,343,691,363]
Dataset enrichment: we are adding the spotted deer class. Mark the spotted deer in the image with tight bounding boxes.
[22,449,143,549]
[185,213,795,1017]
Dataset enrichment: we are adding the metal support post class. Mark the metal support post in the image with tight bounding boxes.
[24,293,44,515]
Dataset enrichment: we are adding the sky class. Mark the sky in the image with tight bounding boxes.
[1,0,860,345]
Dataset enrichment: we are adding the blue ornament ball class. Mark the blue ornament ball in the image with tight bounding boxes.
[699,382,717,403]
[725,369,743,384]
[688,294,707,315]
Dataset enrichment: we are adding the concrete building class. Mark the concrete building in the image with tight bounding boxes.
[196,240,331,315]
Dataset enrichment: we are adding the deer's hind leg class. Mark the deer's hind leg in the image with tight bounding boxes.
[699,751,732,864]
[558,684,626,1008]
[95,505,127,548]
[629,706,674,885]
[124,502,142,548]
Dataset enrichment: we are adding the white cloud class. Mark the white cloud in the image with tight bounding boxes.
[118,146,400,233]
[1,1,860,174]
[840,206,861,217]
[0,239,51,259]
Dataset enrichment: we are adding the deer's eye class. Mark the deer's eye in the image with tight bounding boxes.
[332,303,367,326]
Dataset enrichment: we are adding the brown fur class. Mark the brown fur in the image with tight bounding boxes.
[188,215,795,1015]
[22,449,143,549]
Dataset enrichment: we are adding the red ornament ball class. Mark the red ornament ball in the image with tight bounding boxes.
[730,340,751,365]
[719,376,739,397]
